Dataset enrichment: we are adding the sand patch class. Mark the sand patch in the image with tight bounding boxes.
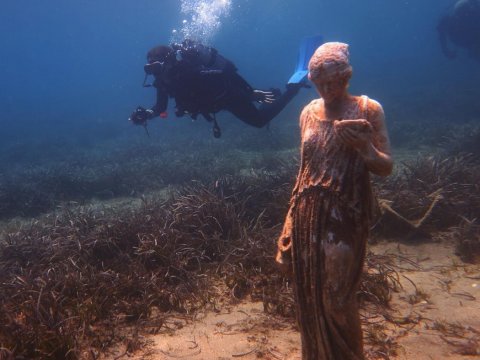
[103,239,479,360]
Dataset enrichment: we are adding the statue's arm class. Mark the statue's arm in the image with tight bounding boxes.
[275,105,311,268]
[360,100,393,177]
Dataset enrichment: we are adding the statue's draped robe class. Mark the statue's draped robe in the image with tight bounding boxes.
[278,96,374,360]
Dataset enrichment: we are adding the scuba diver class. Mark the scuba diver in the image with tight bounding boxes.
[437,0,480,62]
[129,37,322,137]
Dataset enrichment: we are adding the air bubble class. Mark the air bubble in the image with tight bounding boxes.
[171,0,232,44]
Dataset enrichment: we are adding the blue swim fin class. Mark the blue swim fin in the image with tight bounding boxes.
[288,35,324,84]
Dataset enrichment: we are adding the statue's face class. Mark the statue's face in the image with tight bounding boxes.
[311,76,348,104]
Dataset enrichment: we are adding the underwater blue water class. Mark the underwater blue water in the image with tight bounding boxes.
[0,0,478,150]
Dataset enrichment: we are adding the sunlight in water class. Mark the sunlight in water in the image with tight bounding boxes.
[172,0,232,44]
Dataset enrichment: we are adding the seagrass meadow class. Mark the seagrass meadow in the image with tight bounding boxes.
[0,120,479,359]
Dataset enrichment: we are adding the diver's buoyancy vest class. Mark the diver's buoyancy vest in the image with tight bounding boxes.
[172,40,237,74]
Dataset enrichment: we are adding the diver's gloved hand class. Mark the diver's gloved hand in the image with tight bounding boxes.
[129,106,154,126]
[252,89,278,104]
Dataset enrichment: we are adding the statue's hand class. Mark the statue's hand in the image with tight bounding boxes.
[334,119,373,151]
[276,236,293,276]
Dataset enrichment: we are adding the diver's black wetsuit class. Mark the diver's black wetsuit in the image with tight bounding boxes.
[437,0,480,61]
[148,40,300,129]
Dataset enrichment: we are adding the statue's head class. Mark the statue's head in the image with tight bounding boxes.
[308,42,353,103]
[308,42,352,82]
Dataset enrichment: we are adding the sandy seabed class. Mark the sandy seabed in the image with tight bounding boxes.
[103,238,480,360]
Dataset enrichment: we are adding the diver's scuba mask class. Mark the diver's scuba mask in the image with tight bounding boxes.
[142,61,165,87]
[144,61,164,75]
[143,48,178,87]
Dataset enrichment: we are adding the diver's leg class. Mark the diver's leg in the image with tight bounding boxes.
[256,84,300,123]
[226,84,301,128]
[225,100,265,127]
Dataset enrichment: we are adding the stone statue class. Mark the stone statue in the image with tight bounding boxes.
[276,42,393,359]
